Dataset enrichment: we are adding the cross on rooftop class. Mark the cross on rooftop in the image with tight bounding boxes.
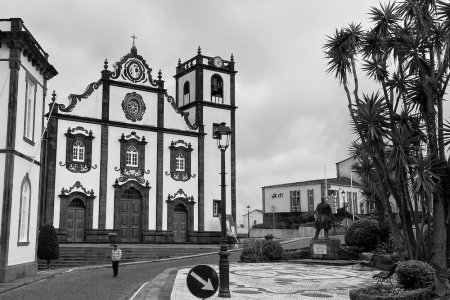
[131,34,137,47]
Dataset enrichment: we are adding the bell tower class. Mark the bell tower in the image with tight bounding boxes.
[174,47,237,232]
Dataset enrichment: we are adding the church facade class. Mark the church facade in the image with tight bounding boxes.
[41,45,237,244]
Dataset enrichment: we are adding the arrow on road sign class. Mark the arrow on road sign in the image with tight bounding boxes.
[187,265,219,298]
[191,271,214,290]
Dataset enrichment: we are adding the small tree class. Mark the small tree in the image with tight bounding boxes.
[37,224,59,269]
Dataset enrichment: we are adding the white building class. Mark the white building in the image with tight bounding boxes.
[261,158,366,226]
[41,45,238,244]
[0,18,57,282]
[241,209,263,230]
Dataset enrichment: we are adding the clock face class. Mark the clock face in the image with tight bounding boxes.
[213,56,223,68]
[124,60,145,83]
[128,62,142,80]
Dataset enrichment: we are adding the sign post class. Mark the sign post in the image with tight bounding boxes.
[186,265,219,299]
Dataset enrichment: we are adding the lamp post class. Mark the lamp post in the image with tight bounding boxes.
[341,190,347,229]
[246,205,250,238]
[214,122,232,298]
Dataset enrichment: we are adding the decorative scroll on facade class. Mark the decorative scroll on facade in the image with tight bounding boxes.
[59,126,97,173]
[165,140,196,182]
[114,131,149,185]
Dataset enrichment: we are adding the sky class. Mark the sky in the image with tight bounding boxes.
[4,0,384,220]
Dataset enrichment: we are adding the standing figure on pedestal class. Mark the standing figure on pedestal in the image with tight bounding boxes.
[313,197,332,239]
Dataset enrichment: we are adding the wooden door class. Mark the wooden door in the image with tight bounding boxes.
[120,198,141,243]
[173,207,187,243]
[67,203,85,242]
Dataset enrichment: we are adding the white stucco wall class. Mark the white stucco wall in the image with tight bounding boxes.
[0,154,4,229]
[263,183,322,214]
[0,60,9,150]
[109,86,158,126]
[164,95,198,131]
[162,133,199,230]
[53,120,102,228]
[59,83,102,119]
[0,20,11,31]
[202,106,232,231]
[177,71,196,106]
[104,127,158,230]
[7,158,40,266]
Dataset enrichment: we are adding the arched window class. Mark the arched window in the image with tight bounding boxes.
[126,145,139,167]
[183,81,190,105]
[73,141,85,162]
[19,175,31,244]
[175,153,185,171]
[211,75,223,104]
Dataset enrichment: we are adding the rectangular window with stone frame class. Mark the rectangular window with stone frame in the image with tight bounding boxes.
[290,190,300,212]
[307,189,314,212]
[213,200,221,217]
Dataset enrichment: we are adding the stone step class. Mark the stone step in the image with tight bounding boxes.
[38,245,217,270]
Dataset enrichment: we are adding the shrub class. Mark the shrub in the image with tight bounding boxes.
[396,260,436,290]
[261,240,283,260]
[240,239,263,262]
[349,285,432,300]
[300,211,315,223]
[345,220,379,252]
[37,224,59,269]
[338,246,360,260]
[283,248,310,260]
[240,239,283,262]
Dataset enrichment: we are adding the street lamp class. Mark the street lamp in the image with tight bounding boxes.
[341,190,347,229]
[246,205,250,238]
[214,122,232,298]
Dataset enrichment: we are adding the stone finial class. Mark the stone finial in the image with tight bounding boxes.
[158,69,162,80]
[230,54,234,62]
[51,90,56,102]
[197,46,201,55]
[178,58,181,66]
[104,59,108,70]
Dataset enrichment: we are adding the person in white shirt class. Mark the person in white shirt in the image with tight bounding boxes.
[111,244,122,277]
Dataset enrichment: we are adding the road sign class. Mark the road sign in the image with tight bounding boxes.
[186,265,219,299]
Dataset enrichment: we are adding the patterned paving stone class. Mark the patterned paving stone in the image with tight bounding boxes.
[171,263,379,299]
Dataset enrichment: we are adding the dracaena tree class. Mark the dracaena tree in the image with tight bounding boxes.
[324,0,450,268]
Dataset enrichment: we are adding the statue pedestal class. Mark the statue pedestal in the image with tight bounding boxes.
[310,238,340,259]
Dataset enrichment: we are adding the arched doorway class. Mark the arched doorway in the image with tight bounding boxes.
[67,198,86,242]
[173,204,188,243]
[120,187,142,243]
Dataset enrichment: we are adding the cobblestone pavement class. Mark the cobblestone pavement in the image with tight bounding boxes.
[171,263,378,299]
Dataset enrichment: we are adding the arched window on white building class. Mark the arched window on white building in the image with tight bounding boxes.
[18,175,31,244]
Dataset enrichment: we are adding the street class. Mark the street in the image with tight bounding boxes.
[1,250,243,300]
[0,238,340,300]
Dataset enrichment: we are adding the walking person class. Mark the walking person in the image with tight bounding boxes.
[111,244,122,277]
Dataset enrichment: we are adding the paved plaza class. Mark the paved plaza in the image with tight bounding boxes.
[170,262,379,300]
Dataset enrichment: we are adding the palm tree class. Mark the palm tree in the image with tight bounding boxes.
[324,0,450,267]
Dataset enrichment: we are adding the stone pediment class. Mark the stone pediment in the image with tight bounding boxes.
[110,46,162,87]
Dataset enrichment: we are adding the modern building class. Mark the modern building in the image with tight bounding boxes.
[0,18,57,282]
[40,44,237,244]
[261,158,366,227]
